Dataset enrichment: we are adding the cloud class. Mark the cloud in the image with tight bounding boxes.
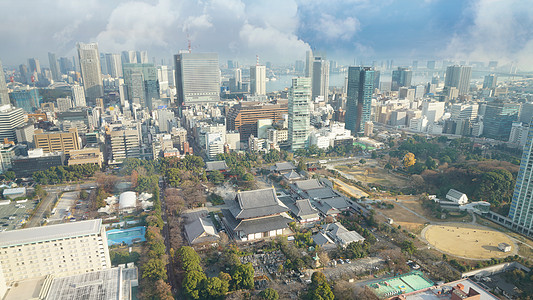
[444,0,533,70]
[315,14,360,41]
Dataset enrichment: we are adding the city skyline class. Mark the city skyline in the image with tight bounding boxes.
[0,0,532,70]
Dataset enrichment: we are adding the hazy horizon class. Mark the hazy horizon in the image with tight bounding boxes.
[1,0,532,71]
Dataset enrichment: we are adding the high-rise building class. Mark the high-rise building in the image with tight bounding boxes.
[483,74,497,89]
[104,53,123,78]
[48,52,61,82]
[157,65,169,92]
[391,67,412,91]
[311,56,330,101]
[58,57,73,74]
[509,122,533,236]
[109,129,141,162]
[450,104,479,122]
[230,68,242,92]
[99,53,108,75]
[174,52,220,105]
[227,101,288,141]
[288,77,311,151]
[0,60,11,105]
[0,105,24,142]
[71,85,86,107]
[304,50,313,78]
[34,128,80,154]
[28,58,41,74]
[10,87,41,112]
[345,67,375,134]
[121,50,137,64]
[123,63,159,110]
[18,64,29,84]
[77,42,104,104]
[483,102,520,140]
[520,103,533,124]
[421,101,445,123]
[136,50,148,63]
[427,60,436,70]
[444,65,472,96]
[250,65,266,96]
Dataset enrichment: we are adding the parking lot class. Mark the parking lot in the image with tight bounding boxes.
[0,199,38,231]
[48,191,90,224]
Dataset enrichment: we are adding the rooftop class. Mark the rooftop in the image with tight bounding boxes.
[0,219,102,247]
[44,266,138,300]
[446,189,467,200]
[234,188,288,219]
[401,278,499,300]
[293,179,323,191]
[273,162,296,172]
[295,199,319,217]
[206,160,228,171]
[185,217,219,244]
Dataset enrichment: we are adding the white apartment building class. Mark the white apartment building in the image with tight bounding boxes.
[421,101,445,123]
[0,219,110,286]
[509,122,529,147]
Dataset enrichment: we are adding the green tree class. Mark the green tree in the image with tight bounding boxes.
[260,288,279,300]
[242,173,254,181]
[183,270,207,299]
[307,272,334,300]
[297,160,306,172]
[3,171,15,181]
[141,258,167,281]
[232,262,254,290]
[177,246,202,272]
[200,277,229,299]
[209,171,224,184]
[425,157,437,170]
[401,240,416,255]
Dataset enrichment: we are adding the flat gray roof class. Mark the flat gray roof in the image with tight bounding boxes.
[0,219,102,247]
[45,267,138,300]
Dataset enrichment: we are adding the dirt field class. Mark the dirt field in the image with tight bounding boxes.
[335,165,410,187]
[424,223,515,260]
[375,203,427,232]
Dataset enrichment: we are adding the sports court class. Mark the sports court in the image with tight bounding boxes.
[367,271,434,299]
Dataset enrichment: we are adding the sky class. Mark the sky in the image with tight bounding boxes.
[1,0,533,70]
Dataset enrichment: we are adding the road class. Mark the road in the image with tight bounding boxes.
[25,182,97,228]
[159,180,179,295]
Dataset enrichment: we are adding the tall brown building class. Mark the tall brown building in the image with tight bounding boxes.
[226,101,288,141]
[34,128,80,154]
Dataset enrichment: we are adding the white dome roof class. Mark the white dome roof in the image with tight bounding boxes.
[119,191,137,209]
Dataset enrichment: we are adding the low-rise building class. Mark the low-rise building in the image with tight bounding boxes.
[294,199,320,223]
[321,222,365,248]
[3,187,26,199]
[446,189,468,205]
[223,188,293,241]
[67,148,103,167]
[11,149,64,178]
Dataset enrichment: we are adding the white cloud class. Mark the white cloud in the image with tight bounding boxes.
[316,14,360,41]
[444,0,533,70]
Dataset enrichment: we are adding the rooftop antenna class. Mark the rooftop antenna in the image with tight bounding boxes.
[256,55,259,66]
[186,31,192,53]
